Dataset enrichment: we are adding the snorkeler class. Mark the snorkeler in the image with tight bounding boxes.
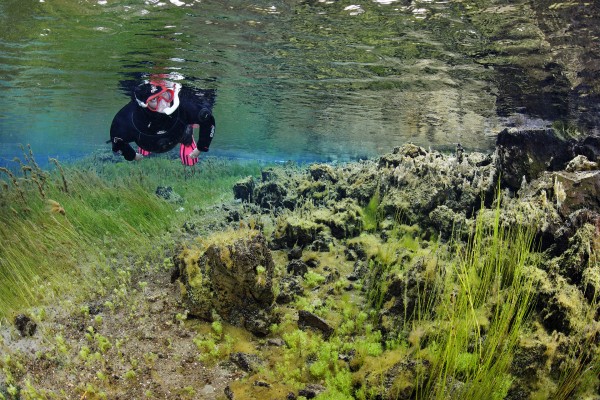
[109,80,215,166]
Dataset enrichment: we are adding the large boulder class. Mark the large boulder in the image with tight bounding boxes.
[232,176,255,202]
[271,216,326,249]
[574,134,600,164]
[552,171,600,217]
[174,230,277,336]
[377,144,497,225]
[495,127,576,191]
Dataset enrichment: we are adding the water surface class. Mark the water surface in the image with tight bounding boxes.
[1,0,598,167]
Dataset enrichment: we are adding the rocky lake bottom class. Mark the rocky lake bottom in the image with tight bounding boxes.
[1,127,600,400]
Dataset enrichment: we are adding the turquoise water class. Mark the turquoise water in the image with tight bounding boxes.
[1,0,599,167]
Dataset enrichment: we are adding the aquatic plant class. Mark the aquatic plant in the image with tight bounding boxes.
[0,149,263,320]
[415,195,539,399]
[361,187,381,232]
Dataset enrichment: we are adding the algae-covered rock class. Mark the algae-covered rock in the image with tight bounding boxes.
[378,144,427,168]
[230,352,264,373]
[175,229,277,336]
[255,181,288,209]
[565,155,598,172]
[271,215,326,249]
[574,134,600,164]
[582,265,600,306]
[508,338,550,399]
[309,163,338,182]
[276,276,304,304]
[174,247,214,320]
[155,186,184,205]
[313,198,363,239]
[14,314,37,337]
[554,223,598,286]
[377,144,497,226]
[533,271,588,335]
[297,310,334,339]
[298,179,334,205]
[510,339,548,381]
[232,176,255,202]
[286,259,308,277]
[495,127,575,191]
[339,163,379,206]
[552,171,600,217]
[310,230,334,252]
[354,357,431,400]
[377,255,440,334]
[428,205,467,239]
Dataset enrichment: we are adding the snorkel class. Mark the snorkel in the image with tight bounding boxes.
[160,82,181,115]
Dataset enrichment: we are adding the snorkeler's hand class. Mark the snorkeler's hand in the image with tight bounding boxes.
[189,148,201,159]
[134,153,144,161]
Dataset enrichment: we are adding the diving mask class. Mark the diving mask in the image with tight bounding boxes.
[135,81,181,115]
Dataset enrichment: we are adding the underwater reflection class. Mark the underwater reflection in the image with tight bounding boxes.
[0,0,599,167]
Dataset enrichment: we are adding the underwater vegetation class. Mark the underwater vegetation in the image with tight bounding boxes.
[0,147,263,319]
[0,135,599,399]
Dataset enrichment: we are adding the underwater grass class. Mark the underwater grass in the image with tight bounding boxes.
[0,150,263,320]
[414,193,539,400]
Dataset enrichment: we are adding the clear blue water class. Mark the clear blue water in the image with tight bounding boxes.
[1,0,599,168]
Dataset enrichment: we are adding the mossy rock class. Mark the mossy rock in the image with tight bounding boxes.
[313,199,363,239]
[354,356,430,400]
[495,127,575,192]
[309,163,338,182]
[428,205,467,239]
[175,229,277,335]
[175,260,212,321]
[297,179,334,204]
[376,255,440,334]
[233,176,255,202]
[255,181,288,209]
[342,169,379,206]
[378,144,427,168]
[272,215,326,249]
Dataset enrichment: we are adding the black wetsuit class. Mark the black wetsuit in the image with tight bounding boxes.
[110,89,215,161]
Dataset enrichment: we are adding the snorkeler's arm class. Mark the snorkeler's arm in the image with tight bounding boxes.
[110,114,138,161]
[111,137,137,161]
[179,93,215,155]
[197,114,215,152]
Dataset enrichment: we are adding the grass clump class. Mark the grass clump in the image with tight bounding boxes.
[413,196,539,399]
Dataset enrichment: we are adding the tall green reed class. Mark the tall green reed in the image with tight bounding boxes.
[551,235,600,400]
[416,192,539,400]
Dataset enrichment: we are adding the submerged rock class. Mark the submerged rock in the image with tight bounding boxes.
[495,127,576,191]
[218,135,600,397]
[552,171,600,217]
[255,181,287,209]
[309,164,337,183]
[574,134,600,164]
[232,176,255,202]
[174,229,277,336]
[14,314,37,337]
[230,352,264,373]
[565,155,598,172]
[298,384,326,399]
[297,310,334,339]
[155,186,184,204]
